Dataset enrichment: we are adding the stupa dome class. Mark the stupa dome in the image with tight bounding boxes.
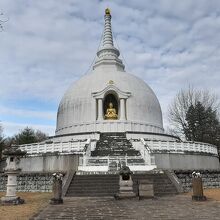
[56,9,164,136]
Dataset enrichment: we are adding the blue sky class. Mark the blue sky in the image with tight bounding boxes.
[0,0,220,137]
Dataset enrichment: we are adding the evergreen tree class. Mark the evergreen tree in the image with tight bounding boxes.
[184,101,220,147]
[13,127,37,144]
[12,127,48,145]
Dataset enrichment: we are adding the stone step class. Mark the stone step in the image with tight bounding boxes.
[68,187,119,191]
[67,186,119,190]
[66,193,115,197]
[70,180,118,184]
[72,176,117,179]
[65,172,178,197]
[69,183,118,187]
[66,174,119,197]
[67,188,119,192]
[91,132,141,157]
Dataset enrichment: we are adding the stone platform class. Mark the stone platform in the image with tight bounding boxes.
[32,195,220,220]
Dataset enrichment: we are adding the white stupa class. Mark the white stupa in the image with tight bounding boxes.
[19,9,219,172]
[56,8,163,139]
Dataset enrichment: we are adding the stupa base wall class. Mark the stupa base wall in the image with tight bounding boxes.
[55,120,164,137]
[0,154,79,173]
[154,153,219,170]
[0,172,56,192]
[51,131,178,142]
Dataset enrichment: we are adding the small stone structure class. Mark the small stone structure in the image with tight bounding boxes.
[115,166,136,199]
[138,179,154,199]
[50,173,63,204]
[192,172,206,201]
[1,146,26,205]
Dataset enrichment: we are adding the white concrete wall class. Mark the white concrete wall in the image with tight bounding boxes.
[154,153,220,170]
[19,154,79,172]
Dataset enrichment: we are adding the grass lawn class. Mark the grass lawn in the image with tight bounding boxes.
[0,192,52,220]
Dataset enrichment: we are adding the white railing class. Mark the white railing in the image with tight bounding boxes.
[19,139,90,155]
[79,155,151,166]
[78,155,156,172]
[144,140,218,155]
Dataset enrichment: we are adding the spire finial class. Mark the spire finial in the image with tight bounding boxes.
[93,9,125,70]
[102,8,113,47]
[105,8,111,15]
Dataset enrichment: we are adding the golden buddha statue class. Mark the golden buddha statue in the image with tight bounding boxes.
[105,102,118,120]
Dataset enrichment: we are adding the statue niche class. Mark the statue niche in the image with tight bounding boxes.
[104,94,118,120]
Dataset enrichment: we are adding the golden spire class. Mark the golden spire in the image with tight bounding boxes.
[105,8,111,15]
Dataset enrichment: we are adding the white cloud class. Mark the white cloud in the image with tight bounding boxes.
[0,106,56,120]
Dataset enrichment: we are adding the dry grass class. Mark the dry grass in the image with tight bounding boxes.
[0,192,52,220]
[186,188,220,201]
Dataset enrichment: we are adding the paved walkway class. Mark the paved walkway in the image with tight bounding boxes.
[33,195,220,220]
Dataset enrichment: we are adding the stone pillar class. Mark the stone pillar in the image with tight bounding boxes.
[120,98,126,120]
[192,171,206,201]
[5,170,18,199]
[1,146,26,205]
[97,99,103,120]
[50,173,63,204]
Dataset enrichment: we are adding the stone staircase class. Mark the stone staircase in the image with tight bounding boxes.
[132,173,178,196]
[66,173,119,197]
[65,172,178,197]
[91,133,141,157]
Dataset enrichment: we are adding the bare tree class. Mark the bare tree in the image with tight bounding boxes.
[168,85,219,138]
[35,130,48,142]
[0,12,8,31]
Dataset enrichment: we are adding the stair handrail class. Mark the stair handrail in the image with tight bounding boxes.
[62,170,76,197]
[84,138,92,156]
[164,170,183,193]
[139,138,155,165]
[140,138,152,153]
